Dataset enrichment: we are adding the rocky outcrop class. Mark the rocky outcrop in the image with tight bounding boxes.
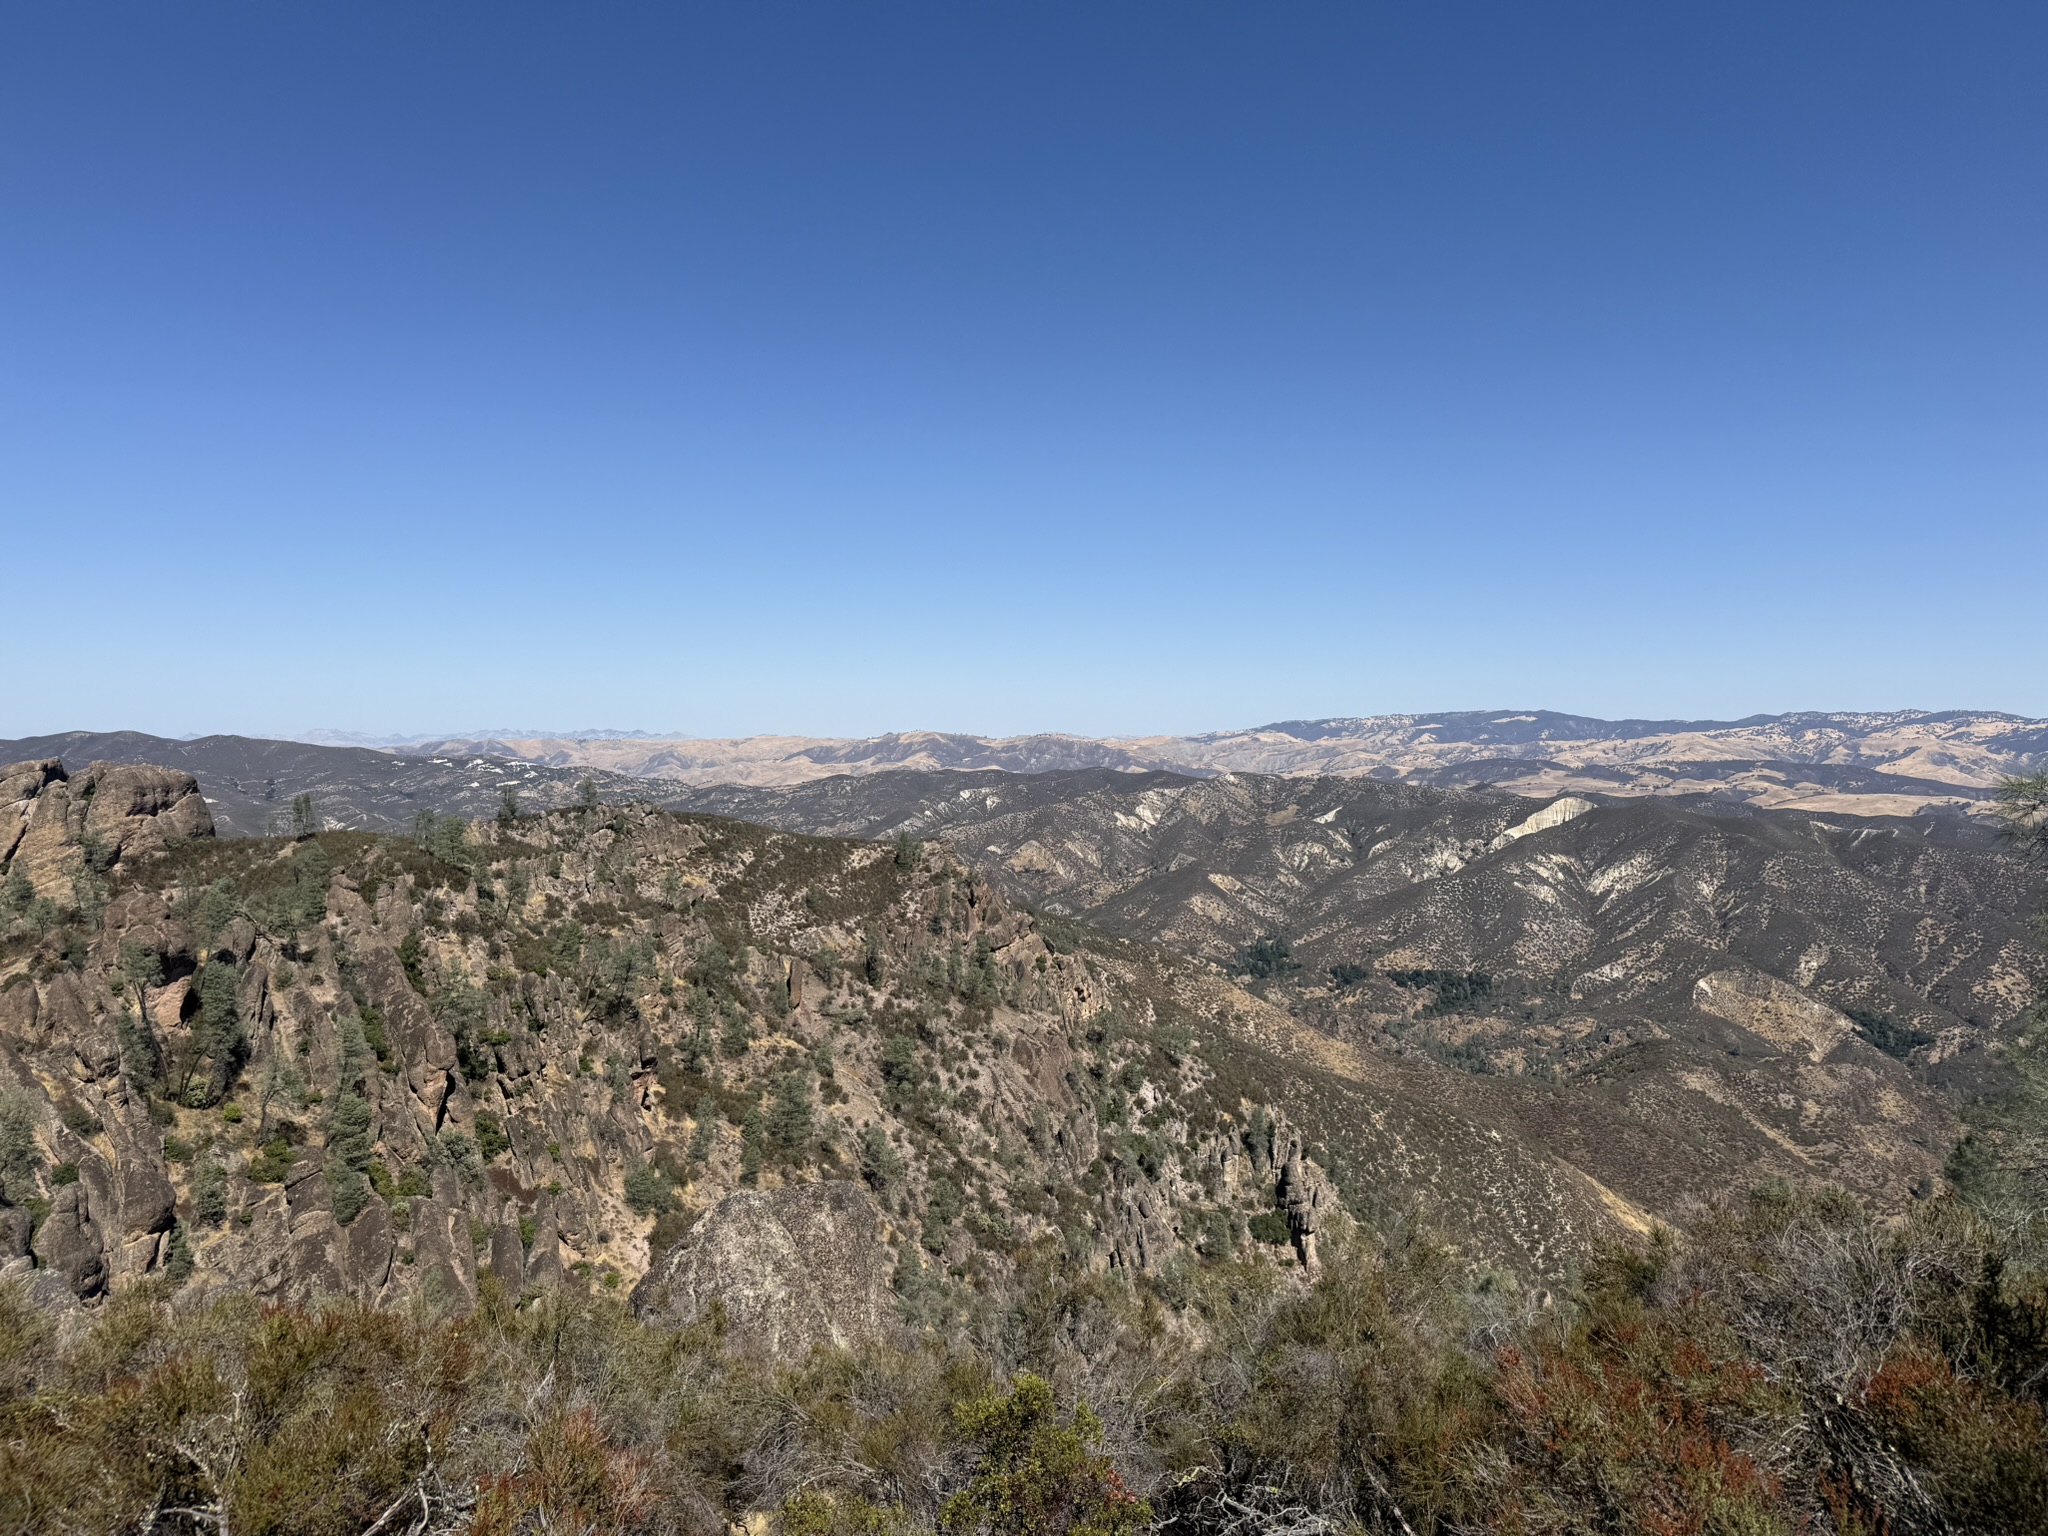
[31,1184,108,1298]
[2,759,213,901]
[1278,1140,1334,1273]
[1490,795,1596,849]
[0,1204,32,1266]
[280,1153,351,1304]
[489,1202,526,1300]
[633,1181,894,1362]
[523,1199,566,1291]
[1,775,1610,1320]
[1102,1174,1176,1274]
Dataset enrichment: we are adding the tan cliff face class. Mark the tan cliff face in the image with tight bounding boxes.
[2,759,213,902]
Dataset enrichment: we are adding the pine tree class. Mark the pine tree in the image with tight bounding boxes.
[767,1070,813,1155]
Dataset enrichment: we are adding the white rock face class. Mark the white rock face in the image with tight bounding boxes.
[631,1181,895,1363]
[1492,796,1597,850]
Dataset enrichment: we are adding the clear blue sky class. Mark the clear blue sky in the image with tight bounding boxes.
[3,3,2043,740]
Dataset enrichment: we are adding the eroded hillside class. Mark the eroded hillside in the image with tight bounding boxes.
[674,767,2048,1216]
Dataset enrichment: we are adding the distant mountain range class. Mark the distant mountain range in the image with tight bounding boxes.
[10,712,2044,841]
[365,709,2048,817]
[300,726,678,748]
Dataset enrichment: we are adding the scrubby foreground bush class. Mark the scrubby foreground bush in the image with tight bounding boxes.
[2,1183,2045,1535]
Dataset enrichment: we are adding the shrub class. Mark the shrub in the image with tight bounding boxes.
[475,1112,510,1161]
[357,1005,390,1063]
[623,1160,671,1217]
[939,1374,1149,1536]
[1247,1210,1292,1246]
[194,1155,229,1226]
[247,1138,296,1183]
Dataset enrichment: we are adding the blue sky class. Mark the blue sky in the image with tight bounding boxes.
[2,3,2043,739]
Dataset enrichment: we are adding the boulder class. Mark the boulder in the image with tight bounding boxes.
[0,759,64,867]
[408,1176,478,1315]
[343,1198,397,1300]
[523,1198,566,1291]
[488,1202,525,1300]
[633,1180,893,1363]
[40,974,114,1083]
[75,762,214,858]
[108,1112,176,1242]
[31,1183,107,1299]
[281,1152,352,1304]
[0,1204,31,1262]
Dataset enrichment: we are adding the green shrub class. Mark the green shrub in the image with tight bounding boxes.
[475,1112,510,1161]
[940,1374,1150,1536]
[247,1138,296,1183]
[357,1005,391,1062]
[623,1160,671,1216]
[1247,1210,1292,1246]
[194,1155,229,1226]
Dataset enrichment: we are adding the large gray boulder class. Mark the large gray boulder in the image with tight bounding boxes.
[632,1180,894,1363]
[31,1183,107,1299]
[0,1204,31,1263]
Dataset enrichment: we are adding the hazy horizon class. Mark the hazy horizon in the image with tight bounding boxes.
[5,703,2046,753]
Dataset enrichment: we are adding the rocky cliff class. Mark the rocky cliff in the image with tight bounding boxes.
[3,759,1652,1340]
